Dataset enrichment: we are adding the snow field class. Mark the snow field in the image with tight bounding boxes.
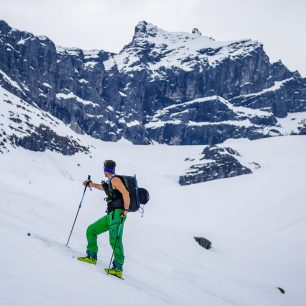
[0,136,306,305]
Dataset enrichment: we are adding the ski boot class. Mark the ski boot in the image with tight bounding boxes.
[77,253,97,265]
[104,267,123,279]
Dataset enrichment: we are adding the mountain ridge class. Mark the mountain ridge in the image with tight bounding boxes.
[1,19,306,150]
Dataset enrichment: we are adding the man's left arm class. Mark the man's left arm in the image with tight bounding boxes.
[112,177,130,216]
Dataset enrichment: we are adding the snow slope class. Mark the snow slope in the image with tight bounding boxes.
[0,136,306,306]
[0,85,91,154]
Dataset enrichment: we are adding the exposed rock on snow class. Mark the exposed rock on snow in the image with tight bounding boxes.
[179,145,255,185]
[194,237,212,249]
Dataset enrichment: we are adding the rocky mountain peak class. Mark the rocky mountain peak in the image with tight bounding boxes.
[134,20,159,37]
[192,27,202,36]
[0,19,11,33]
[132,21,213,45]
[117,21,261,76]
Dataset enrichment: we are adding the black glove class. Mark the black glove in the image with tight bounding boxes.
[83,180,92,186]
[84,175,92,190]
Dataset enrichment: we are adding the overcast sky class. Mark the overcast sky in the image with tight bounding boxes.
[0,0,305,76]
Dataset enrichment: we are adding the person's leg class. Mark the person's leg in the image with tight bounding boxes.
[86,215,109,259]
[108,209,126,270]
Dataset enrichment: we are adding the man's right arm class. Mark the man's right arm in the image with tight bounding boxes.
[83,181,104,191]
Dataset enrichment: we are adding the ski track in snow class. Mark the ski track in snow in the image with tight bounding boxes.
[0,136,306,305]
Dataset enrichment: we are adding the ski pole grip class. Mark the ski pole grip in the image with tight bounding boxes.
[87,175,92,190]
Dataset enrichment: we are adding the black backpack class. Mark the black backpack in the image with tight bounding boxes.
[117,175,150,214]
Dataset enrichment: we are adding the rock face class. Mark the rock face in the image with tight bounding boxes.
[179,146,254,185]
[0,86,90,155]
[1,19,306,147]
[146,96,278,145]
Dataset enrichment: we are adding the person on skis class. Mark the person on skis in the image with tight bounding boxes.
[77,160,129,278]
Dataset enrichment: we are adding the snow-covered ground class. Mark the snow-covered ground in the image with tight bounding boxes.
[0,135,306,306]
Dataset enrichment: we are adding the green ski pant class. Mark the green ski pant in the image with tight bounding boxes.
[86,209,126,265]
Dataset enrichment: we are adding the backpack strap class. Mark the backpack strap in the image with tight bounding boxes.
[106,175,125,213]
[107,174,116,193]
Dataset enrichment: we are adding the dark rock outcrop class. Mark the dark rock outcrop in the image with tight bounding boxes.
[179,146,254,185]
[146,96,278,144]
[0,87,90,154]
[12,125,88,155]
[194,237,212,250]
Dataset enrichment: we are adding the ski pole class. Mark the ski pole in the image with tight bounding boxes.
[107,217,124,274]
[66,175,91,247]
